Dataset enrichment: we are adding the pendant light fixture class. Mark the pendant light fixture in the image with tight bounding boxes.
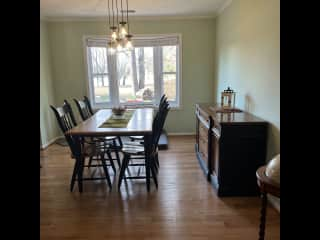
[107,0,134,54]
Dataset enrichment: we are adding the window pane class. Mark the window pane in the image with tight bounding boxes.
[163,74,176,101]
[89,47,110,103]
[163,46,177,72]
[117,47,155,104]
[90,47,108,74]
[93,75,110,103]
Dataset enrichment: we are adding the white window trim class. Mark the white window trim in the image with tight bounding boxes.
[82,33,182,110]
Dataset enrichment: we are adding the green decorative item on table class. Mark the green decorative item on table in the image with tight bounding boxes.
[99,108,134,128]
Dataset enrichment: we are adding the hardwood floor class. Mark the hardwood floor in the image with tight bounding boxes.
[40,136,280,240]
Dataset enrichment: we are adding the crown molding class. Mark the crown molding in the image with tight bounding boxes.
[216,0,233,16]
[43,14,216,22]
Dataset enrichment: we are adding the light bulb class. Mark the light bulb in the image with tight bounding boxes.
[117,42,123,52]
[120,26,127,38]
[109,47,116,55]
[111,31,117,40]
[126,40,133,50]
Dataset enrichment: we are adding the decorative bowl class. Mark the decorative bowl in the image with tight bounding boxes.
[112,106,126,116]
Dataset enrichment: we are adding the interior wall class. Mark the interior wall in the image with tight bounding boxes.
[215,0,280,210]
[215,0,280,160]
[47,18,216,133]
[40,20,60,147]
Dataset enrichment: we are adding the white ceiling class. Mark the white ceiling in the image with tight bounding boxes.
[40,0,231,19]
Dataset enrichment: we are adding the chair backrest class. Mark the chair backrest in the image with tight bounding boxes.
[63,100,77,126]
[50,101,78,156]
[151,99,170,150]
[83,96,94,115]
[74,98,92,121]
[159,94,166,107]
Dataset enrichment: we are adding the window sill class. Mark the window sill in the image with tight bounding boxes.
[93,105,182,111]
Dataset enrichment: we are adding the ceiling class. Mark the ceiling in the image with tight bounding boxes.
[40,0,230,19]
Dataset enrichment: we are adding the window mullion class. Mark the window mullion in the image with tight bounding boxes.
[108,52,119,106]
[176,45,180,107]
[87,47,96,106]
[153,46,162,105]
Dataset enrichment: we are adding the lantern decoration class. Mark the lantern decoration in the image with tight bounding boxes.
[220,87,236,110]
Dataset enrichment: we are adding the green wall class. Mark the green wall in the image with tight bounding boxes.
[40,20,60,147]
[47,18,216,133]
[215,0,280,160]
[215,0,280,210]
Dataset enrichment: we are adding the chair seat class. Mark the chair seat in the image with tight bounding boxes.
[91,136,117,142]
[129,136,144,141]
[121,142,145,155]
[71,143,107,158]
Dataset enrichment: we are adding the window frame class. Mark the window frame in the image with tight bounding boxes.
[83,34,182,110]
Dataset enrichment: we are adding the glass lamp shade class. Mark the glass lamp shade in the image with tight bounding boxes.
[111,31,117,41]
[117,42,123,52]
[265,154,280,184]
[119,23,127,38]
[126,40,133,50]
[125,35,133,50]
[107,41,116,55]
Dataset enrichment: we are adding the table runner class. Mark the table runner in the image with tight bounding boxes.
[99,110,134,128]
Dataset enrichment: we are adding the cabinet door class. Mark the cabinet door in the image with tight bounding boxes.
[199,122,209,161]
[211,127,220,177]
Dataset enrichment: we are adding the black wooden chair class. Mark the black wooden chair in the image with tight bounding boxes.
[118,99,170,190]
[74,97,123,168]
[129,94,168,143]
[50,100,115,192]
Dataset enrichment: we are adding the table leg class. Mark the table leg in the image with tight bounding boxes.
[74,136,84,193]
[259,192,268,240]
[144,134,152,192]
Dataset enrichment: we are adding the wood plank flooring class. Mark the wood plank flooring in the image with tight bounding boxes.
[40,136,280,240]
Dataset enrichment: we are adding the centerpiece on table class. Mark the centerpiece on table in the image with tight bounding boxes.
[112,105,126,119]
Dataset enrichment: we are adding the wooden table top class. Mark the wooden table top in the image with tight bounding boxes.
[196,103,268,125]
[66,108,154,137]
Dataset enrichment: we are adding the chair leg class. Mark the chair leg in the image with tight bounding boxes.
[100,153,112,190]
[150,160,158,189]
[77,157,85,193]
[118,154,129,190]
[113,140,121,168]
[117,136,123,147]
[70,159,80,192]
[88,156,93,168]
[106,150,116,174]
[155,153,159,169]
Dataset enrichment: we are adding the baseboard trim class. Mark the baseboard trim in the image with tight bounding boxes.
[167,132,195,136]
[40,136,63,150]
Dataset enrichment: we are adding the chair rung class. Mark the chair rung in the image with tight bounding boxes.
[83,164,113,167]
[90,158,119,161]
[124,176,147,179]
[77,177,109,181]
[128,163,145,166]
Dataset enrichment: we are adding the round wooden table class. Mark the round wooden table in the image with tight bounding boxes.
[256,166,280,240]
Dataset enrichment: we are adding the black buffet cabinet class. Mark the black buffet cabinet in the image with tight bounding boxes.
[195,103,268,196]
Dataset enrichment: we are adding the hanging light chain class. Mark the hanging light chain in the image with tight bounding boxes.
[120,0,124,23]
[126,0,129,34]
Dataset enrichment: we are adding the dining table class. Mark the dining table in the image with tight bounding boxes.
[66,108,154,192]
